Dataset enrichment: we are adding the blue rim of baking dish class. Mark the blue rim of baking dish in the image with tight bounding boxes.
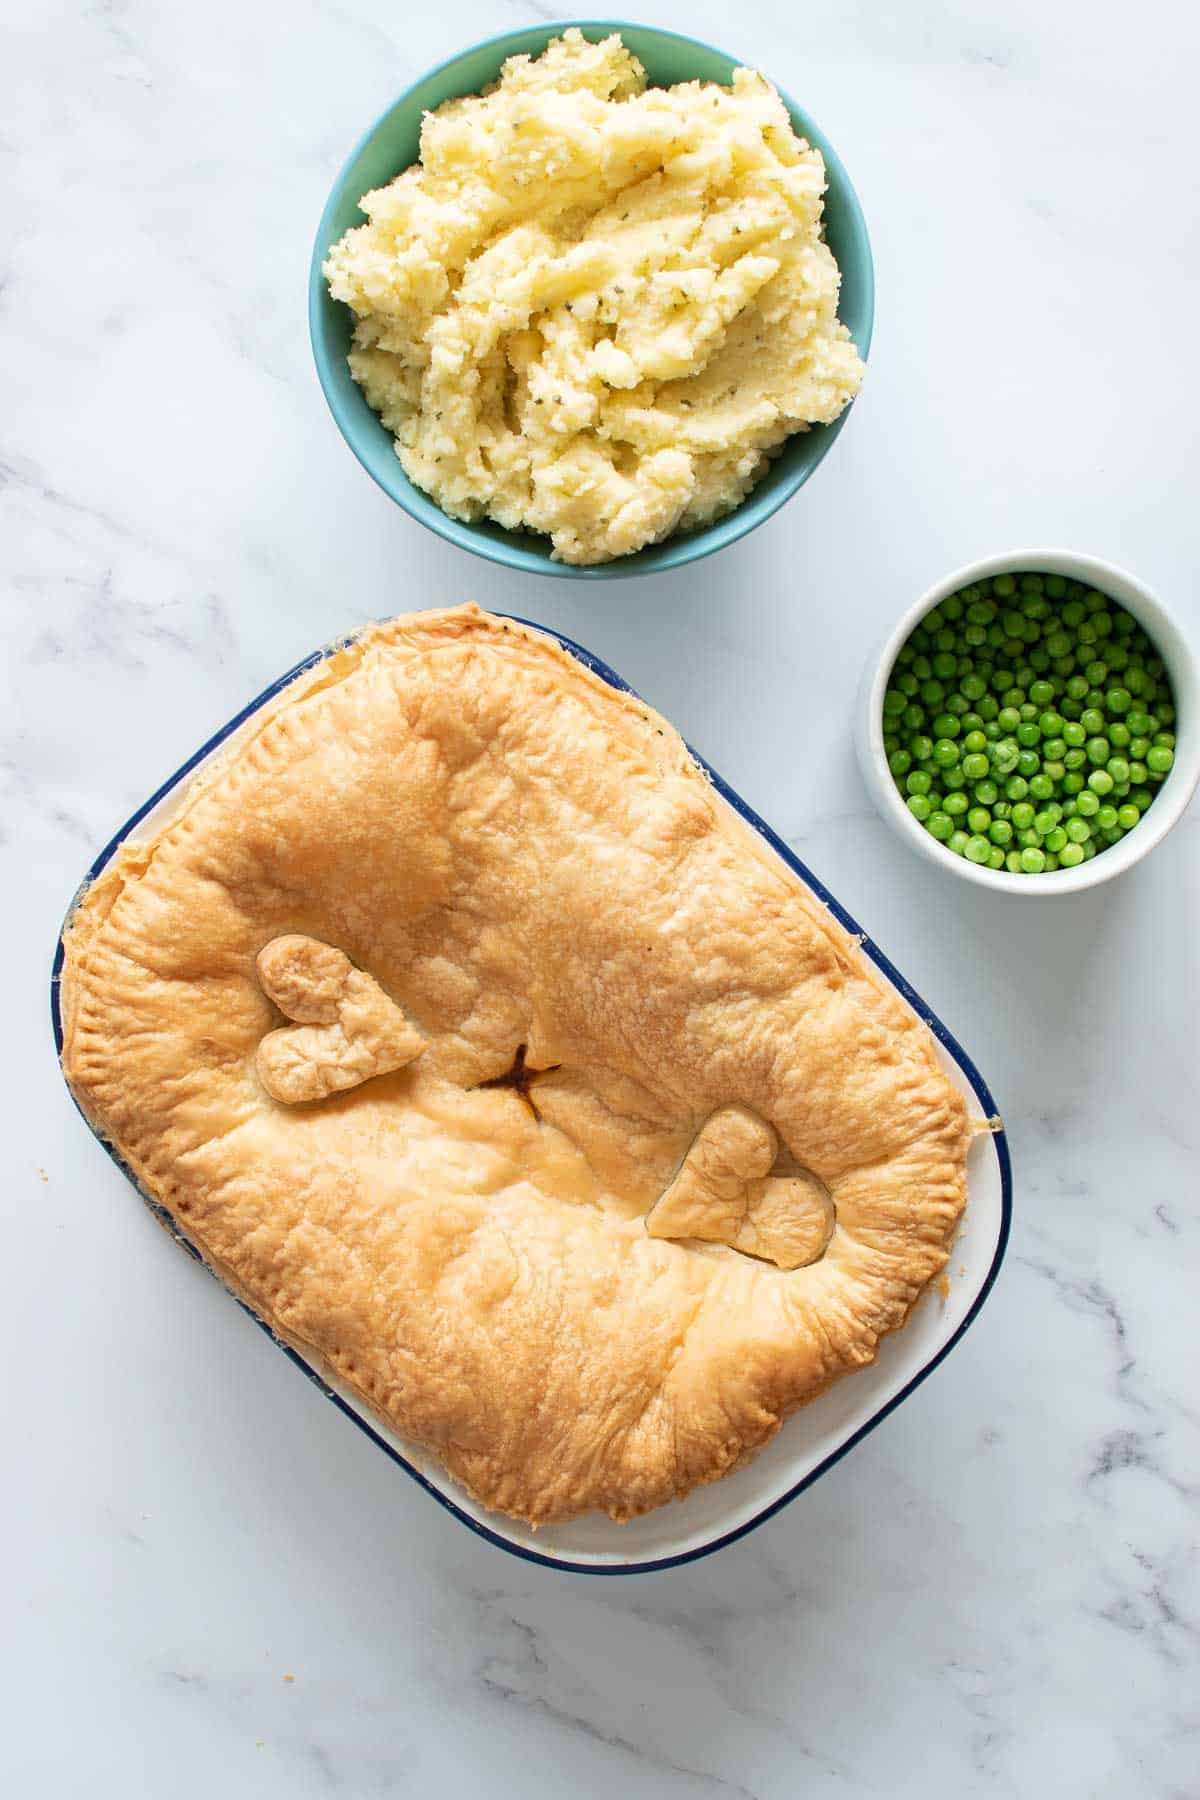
[50,619,1011,1575]
[308,19,875,580]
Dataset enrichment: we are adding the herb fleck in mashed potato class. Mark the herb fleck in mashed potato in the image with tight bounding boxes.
[324,30,865,564]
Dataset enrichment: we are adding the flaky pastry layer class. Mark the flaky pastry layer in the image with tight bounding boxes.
[61,607,968,1524]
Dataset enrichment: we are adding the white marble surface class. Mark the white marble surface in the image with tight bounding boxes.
[4,0,1198,1791]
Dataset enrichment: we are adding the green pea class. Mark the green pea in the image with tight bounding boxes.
[887,576,1173,875]
[1020,847,1046,873]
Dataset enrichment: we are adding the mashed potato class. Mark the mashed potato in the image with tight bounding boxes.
[324,30,865,564]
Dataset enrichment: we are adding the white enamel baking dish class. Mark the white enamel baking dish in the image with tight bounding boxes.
[52,618,1011,1574]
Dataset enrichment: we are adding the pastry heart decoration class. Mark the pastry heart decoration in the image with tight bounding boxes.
[645,1104,835,1271]
[255,935,425,1105]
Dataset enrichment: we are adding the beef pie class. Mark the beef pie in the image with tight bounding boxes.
[60,607,969,1524]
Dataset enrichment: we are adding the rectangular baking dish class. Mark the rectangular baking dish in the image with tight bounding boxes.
[51,617,1011,1574]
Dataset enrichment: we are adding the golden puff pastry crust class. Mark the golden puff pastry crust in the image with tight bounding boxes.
[60,606,969,1525]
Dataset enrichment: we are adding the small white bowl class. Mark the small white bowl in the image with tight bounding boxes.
[856,549,1200,894]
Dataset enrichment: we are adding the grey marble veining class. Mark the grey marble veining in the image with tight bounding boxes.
[3,0,1198,1794]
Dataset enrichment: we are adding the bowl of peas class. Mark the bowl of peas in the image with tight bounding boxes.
[856,550,1198,891]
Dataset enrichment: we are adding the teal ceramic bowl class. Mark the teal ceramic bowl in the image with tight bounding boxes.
[308,20,875,579]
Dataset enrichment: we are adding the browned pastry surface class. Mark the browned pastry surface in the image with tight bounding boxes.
[60,606,969,1525]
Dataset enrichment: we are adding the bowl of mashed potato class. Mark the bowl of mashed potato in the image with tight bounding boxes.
[310,22,874,576]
